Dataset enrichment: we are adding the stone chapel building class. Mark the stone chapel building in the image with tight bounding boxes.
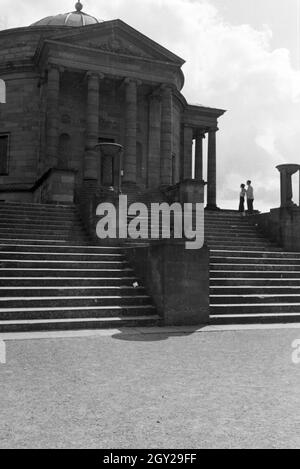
[0,2,225,208]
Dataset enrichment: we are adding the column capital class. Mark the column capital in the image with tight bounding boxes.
[86,71,105,80]
[124,77,142,86]
[196,129,206,139]
[208,126,219,133]
[160,83,175,95]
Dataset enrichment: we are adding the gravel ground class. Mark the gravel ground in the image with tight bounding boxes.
[0,327,300,449]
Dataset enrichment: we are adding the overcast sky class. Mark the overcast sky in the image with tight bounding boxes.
[1,0,300,211]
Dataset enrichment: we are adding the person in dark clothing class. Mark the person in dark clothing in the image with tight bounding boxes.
[239,183,246,215]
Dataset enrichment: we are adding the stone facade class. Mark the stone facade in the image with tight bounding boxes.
[0,8,225,206]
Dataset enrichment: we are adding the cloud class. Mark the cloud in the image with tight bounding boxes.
[1,0,300,211]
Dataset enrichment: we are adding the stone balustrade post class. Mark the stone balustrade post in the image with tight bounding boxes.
[276,164,300,208]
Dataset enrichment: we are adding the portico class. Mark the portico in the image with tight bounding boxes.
[0,3,225,206]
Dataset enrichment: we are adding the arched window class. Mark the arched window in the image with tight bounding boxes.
[0,79,6,104]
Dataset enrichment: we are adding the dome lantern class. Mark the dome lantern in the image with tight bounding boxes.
[30,2,101,27]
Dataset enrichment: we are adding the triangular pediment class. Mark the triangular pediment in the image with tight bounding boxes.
[47,19,185,65]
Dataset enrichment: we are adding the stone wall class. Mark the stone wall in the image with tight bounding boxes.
[126,240,210,325]
[254,207,300,252]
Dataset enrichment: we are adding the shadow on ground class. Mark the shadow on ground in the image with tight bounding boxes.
[111,325,207,342]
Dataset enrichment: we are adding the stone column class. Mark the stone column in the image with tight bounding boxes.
[84,72,102,184]
[46,66,61,168]
[195,130,205,180]
[183,125,193,180]
[123,78,139,184]
[147,90,161,188]
[206,127,218,210]
[276,164,300,207]
[160,85,173,186]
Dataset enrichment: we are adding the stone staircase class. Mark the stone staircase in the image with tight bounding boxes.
[206,211,300,324]
[0,202,160,332]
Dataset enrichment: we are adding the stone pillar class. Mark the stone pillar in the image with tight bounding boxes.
[124,78,139,184]
[183,125,193,180]
[195,130,205,180]
[206,127,218,210]
[160,85,173,186]
[147,91,161,188]
[46,66,61,168]
[84,72,102,185]
[276,164,300,208]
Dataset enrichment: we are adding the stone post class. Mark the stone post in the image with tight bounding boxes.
[46,66,61,168]
[124,78,139,184]
[195,130,205,180]
[207,127,218,210]
[183,125,193,180]
[160,85,173,186]
[276,164,300,208]
[147,90,161,188]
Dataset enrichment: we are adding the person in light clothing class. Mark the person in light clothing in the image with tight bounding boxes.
[246,180,254,214]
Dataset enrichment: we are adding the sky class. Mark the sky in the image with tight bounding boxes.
[1,0,300,211]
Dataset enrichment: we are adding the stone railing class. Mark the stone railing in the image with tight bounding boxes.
[0,168,77,204]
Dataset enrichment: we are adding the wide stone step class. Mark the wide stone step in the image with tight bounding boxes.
[0,213,80,222]
[207,244,281,251]
[0,295,152,311]
[0,233,86,241]
[210,286,300,295]
[0,203,78,213]
[0,221,84,230]
[0,202,77,209]
[0,259,128,269]
[0,238,79,245]
[0,243,123,254]
[210,250,299,258]
[205,221,255,228]
[0,286,146,297]
[0,268,134,278]
[210,278,300,286]
[0,251,125,261]
[0,304,156,320]
[0,277,138,287]
[211,263,300,271]
[211,256,300,265]
[205,229,260,236]
[206,238,268,246]
[211,294,300,304]
[0,315,161,332]
[210,270,300,278]
[204,236,270,243]
[210,304,300,314]
[210,313,300,325]
[0,227,85,236]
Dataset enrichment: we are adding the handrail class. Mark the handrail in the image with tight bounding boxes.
[0,167,52,193]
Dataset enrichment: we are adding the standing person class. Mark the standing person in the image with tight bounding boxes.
[246,180,254,214]
[239,184,246,216]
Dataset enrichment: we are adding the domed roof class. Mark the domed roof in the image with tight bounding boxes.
[30,2,101,27]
